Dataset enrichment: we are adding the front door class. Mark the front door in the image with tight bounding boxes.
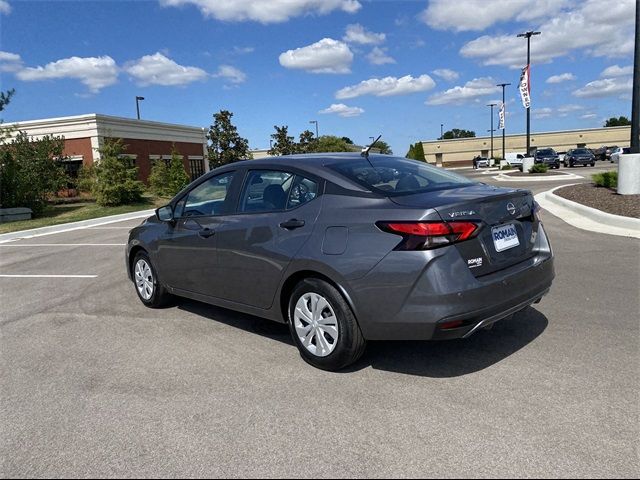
[156,170,239,295]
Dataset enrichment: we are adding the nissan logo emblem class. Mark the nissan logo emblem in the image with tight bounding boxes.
[507,202,516,215]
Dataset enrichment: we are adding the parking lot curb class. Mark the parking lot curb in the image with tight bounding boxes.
[535,185,640,239]
[493,171,583,182]
[0,209,155,243]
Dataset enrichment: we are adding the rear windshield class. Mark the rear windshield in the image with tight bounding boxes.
[327,157,474,196]
[574,148,591,154]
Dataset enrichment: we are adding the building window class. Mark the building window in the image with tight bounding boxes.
[189,157,205,180]
[118,154,137,168]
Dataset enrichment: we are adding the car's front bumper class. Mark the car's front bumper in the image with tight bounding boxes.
[350,224,554,341]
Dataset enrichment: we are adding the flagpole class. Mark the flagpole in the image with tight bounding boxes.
[518,31,541,156]
[497,83,511,161]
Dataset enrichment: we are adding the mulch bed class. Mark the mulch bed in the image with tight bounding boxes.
[503,171,566,176]
[554,183,640,218]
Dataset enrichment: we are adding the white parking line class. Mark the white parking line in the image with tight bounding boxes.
[0,274,97,278]
[0,243,126,247]
[86,227,133,230]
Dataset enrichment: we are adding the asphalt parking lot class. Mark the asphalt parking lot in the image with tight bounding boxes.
[1,166,638,478]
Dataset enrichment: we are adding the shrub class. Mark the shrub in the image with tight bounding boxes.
[76,164,97,193]
[92,138,144,206]
[592,171,618,189]
[529,163,549,174]
[148,147,190,198]
[500,163,512,170]
[0,132,69,214]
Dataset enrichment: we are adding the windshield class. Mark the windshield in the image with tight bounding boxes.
[327,157,475,196]
[574,149,591,154]
[536,148,555,156]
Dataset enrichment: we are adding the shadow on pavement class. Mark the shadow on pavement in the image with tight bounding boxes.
[347,307,549,377]
[177,299,548,378]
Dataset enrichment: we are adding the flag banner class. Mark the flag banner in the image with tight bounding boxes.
[499,102,505,130]
[519,65,531,109]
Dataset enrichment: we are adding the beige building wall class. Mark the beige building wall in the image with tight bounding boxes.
[421,126,632,166]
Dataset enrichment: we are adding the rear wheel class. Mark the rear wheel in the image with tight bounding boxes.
[288,278,366,371]
[132,251,172,308]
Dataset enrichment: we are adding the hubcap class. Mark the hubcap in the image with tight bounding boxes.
[294,292,339,357]
[134,259,154,301]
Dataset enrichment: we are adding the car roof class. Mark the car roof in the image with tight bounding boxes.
[230,152,396,169]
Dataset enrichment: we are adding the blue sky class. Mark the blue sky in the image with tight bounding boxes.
[0,0,635,154]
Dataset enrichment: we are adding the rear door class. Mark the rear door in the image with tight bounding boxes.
[213,169,323,309]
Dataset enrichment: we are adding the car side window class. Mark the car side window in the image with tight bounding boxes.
[240,170,294,213]
[175,171,236,218]
[287,175,319,209]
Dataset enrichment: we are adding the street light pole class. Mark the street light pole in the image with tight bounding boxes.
[496,83,511,161]
[440,123,444,140]
[487,103,497,159]
[631,0,639,153]
[309,120,318,138]
[135,96,145,120]
[517,31,541,156]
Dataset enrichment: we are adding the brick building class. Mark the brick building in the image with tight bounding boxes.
[4,114,210,182]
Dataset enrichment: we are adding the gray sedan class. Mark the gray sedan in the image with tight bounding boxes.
[126,153,554,370]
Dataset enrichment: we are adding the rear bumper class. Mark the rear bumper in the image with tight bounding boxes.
[351,224,554,341]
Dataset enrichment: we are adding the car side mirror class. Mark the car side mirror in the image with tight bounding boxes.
[156,205,174,223]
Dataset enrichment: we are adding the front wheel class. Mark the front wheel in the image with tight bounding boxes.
[288,279,366,371]
[132,251,173,308]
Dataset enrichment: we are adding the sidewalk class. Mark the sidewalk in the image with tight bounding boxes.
[535,185,640,239]
[0,209,155,243]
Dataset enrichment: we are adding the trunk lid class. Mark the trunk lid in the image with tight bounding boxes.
[390,185,538,276]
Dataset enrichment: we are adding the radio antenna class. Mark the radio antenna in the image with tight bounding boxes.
[361,134,382,158]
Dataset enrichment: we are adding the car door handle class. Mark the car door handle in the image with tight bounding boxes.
[279,219,305,230]
[198,228,215,238]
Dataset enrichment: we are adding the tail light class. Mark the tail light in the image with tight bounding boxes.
[377,221,480,250]
[532,200,541,221]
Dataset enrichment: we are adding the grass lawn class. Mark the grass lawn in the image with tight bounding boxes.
[0,196,168,234]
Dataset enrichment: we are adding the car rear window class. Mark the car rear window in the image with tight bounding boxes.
[574,149,591,154]
[536,149,555,156]
[327,157,474,196]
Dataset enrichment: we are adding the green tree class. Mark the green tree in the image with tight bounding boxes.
[298,129,317,154]
[406,143,416,159]
[269,125,298,155]
[311,135,352,153]
[372,139,393,154]
[0,89,14,112]
[148,158,170,197]
[167,147,190,195]
[207,110,251,169]
[341,136,354,145]
[405,142,425,161]
[442,129,476,139]
[0,131,68,214]
[92,138,144,206]
[604,116,631,127]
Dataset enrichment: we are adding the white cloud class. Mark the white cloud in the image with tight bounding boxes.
[124,52,208,86]
[580,113,598,120]
[0,51,22,72]
[600,65,633,77]
[343,24,385,45]
[573,77,633,98]
[366,47,395,65]
[534,108,553,119]
[159,0,361,23]
[459,0,635,68]
[546,73,576,84]
[432,68,459,81]
[336,74,436,99]
[213,65,247,83]
[319,103,364,117]
[233,46,255,55]
[16,56,118,93]
[426,77,500,105]
[556,104,584,114]
[420,0,569,32]
[279,38,353,74]
[0,0,10,15]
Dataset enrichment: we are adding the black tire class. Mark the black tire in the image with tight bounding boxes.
[131,251,173,308]
[591,163,595,167]
[288,278,366,371]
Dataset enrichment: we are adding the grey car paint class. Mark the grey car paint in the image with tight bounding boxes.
[127,153,554,341]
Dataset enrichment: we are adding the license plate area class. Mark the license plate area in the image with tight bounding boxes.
[492,223,520,252]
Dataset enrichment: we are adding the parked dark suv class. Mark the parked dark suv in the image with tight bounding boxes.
[564,148,596,167]
[126,153,554,371]
[534,148,560,169]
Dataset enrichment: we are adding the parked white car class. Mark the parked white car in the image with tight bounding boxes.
[610,147,630,164]
[505,152,525,168]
